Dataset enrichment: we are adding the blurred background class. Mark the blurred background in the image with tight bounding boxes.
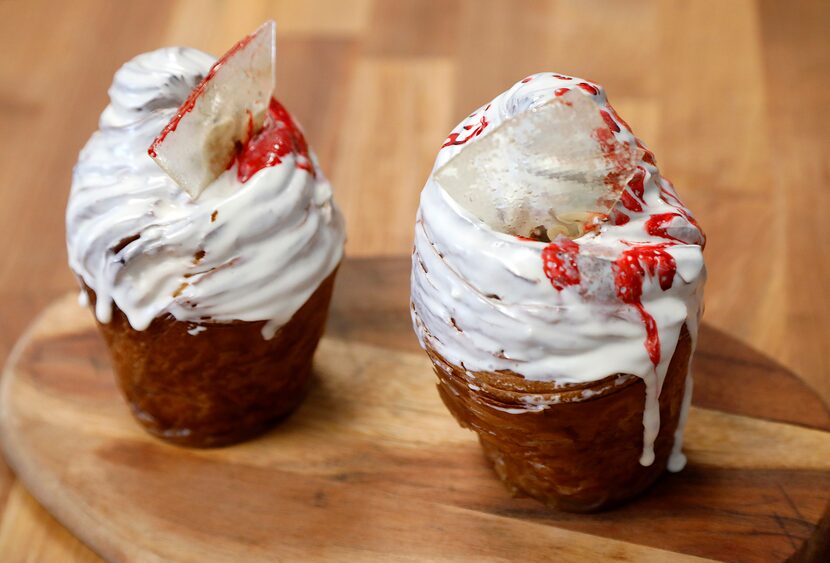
[0,0,828,559]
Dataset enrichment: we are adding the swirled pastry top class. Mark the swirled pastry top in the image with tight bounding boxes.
[67,47,345,338]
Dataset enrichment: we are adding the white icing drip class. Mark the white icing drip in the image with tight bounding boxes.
[668,293,703,471]
[66,48,345,335]
[668,370,694,472]
[187,325,207,336]
[639,369,660,465]
[411,73,706,467]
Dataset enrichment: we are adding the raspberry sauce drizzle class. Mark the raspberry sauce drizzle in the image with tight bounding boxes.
[234,98,314,182]
[600,109,620,133]
[645,213,688,244]
[658,183,707,248]
[577,82,599,95]
[607,105,632,133]
[542,238,679,367]
[620,167,646,212]
[613,244,677,366]
[442,112,489,148]
[592,126,631,196]
[611,210,630,225]
[541,239,581,290]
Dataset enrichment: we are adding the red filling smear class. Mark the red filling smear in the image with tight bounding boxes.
[593,125,631,195]
[613,244,677,365]
[235,98,314,183]
[554,87,570,97]
[542,238,678,367]
[636,139,656,165]
[521,77,533,83]
[620,166,646,212]
[611,210,630,225]
[148,29,257,158]
[577,82,599,95]
[607,104,632,133]
[628,167,646,199]
[659,182,707,248]
[541,239,581,291]
[645,213,688,244]
[442,113,489,148]
[620,191,641,212]
[552,74,572,80]
[600,110,620,133]
[541,235,681,366]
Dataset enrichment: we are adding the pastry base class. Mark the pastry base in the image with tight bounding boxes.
[85,268,338,448]
[425,325,691,512]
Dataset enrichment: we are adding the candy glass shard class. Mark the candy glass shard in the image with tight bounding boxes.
[435,91,636,239]
[149,20,277,199]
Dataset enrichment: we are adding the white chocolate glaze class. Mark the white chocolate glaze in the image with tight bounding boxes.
[66,48,345,338]
[411,73,705,468]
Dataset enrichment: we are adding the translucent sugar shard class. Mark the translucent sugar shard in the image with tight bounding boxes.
[435,91,636,239]
[149,20,277,199]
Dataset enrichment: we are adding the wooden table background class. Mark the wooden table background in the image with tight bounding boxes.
[0,0,827,560]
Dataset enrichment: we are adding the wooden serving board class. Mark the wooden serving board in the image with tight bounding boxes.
[1,258,829,562]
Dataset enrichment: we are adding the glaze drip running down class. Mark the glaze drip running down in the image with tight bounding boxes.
[66,48,345,339]
[410,72,706,469]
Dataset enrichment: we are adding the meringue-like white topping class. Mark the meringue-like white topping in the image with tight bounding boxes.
[411,73,706,468]
[67,48,345,339]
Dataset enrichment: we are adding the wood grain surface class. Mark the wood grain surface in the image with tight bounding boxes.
[0,258,828,562]
[0,0,828,560]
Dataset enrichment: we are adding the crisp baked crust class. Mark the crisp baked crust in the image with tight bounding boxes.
[85,268,338,447]
[427,325,691,512]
